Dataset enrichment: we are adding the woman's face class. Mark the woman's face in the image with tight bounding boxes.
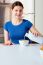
[12,6,23,19]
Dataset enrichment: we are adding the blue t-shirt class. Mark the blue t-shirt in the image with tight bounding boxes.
[4,19,33,44]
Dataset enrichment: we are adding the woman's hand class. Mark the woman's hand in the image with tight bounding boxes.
[4,30,12,45]
[4,40,12,45]
[31,29,40,36]
[30,25,42,36]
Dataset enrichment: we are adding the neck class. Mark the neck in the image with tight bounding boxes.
[15,18,22,22]
[12,18,22,23]
[11,18,23,25]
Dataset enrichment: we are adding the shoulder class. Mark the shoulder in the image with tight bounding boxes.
[3,21,11,28]
[4,21,11,25]
[23,19,32,24]
[23,19,33,28]
[3,21,12,31]
[23,19,29,22]
[4,21,11,27]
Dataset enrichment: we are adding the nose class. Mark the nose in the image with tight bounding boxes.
[17,11,20,15]
[17,10,21,15]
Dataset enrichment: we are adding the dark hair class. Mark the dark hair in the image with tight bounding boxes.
[12,1,24,10]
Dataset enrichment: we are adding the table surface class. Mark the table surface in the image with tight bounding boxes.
[0,44,43,65]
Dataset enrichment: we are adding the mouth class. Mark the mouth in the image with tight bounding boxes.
[16,15,22,18]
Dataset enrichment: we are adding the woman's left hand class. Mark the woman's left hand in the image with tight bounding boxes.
[30,25,42,36]
[32,30,40,36]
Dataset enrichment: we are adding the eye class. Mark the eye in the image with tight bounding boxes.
[15,10,18,12]
[20,10,22,12]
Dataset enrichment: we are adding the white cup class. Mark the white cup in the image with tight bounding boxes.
[19,40,29,46]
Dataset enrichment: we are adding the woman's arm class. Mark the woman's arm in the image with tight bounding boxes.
[4,30,11,45]
[30,25,43,36]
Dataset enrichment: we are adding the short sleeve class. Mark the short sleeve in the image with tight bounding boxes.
[3,22,8,31]
[25,20,33,30]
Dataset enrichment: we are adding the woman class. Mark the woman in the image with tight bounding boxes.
[4,1,41,45]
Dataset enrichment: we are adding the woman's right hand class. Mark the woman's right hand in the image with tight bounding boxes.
[4,41,12,45]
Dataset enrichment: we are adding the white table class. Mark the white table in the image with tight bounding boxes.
[0,44,43,65]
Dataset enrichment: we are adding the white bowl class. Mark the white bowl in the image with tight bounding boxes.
[19,40,29,46]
